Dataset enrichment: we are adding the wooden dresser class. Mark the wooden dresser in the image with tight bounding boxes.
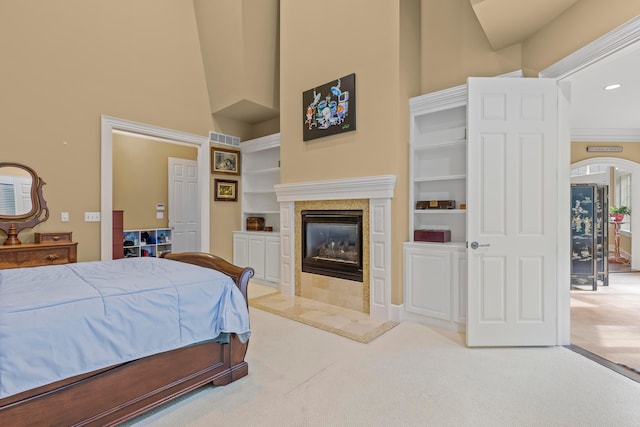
[0,233,78,269]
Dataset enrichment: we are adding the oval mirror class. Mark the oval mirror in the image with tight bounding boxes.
[0,162,49,245]
[0,164,36,218]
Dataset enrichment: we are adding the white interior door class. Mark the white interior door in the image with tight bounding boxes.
[168,158,199,253]
[467,77,558,346]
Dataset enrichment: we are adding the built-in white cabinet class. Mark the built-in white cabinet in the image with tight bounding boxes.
[240,133,280,232]
[404,243,467,326]
[404,86,468,330]
[234,133,281,287]
[233,231,280,286]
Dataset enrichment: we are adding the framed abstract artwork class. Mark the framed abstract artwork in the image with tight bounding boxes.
[303,73,356,141]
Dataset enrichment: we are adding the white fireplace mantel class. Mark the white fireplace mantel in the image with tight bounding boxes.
[274,175,396,320]
[274,175,396,202]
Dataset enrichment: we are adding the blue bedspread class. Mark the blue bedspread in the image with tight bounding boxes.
[0,257,250,399]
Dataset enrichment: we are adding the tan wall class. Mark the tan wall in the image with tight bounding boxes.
[522,0,640,76]
[280,0,420,304]
[571,142,640,164]
[194,0,279,115]
[210,142,243,262]
[420,0,522,93]
[1,0,213,260]
[113,134,197,230]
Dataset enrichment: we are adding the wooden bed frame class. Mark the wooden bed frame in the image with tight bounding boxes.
[0,252,254,427]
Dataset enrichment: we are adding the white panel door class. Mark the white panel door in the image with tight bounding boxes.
[14,177,33,214]
[168,158,199,253]
[467,77,558,346]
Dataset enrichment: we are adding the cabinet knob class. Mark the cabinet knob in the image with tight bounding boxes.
[45,254,59,261]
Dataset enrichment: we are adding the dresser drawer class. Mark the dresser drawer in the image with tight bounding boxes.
[35,232,73,243]
[0,242,78,269]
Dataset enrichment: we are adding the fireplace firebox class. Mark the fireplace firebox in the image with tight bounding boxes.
[301,210,363,282]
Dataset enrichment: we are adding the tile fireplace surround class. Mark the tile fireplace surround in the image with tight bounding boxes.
[275,175,396,320]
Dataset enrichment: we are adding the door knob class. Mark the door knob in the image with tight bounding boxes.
[470,241,490,250]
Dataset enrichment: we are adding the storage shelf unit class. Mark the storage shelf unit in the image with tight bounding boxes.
[122,228,172,258]
[404,86,469,331]
[240,133,281,231]
[410,94,467,245]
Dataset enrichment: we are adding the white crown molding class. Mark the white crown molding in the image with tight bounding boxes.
[572,128,640,142]
[240,133,281,153]
[540,16,640,79]
[410,70,523,114]
[410,84,467,114]
[274,175,396,202]
[103,115,209,145]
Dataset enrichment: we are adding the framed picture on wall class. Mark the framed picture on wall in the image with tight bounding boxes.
[303,73,356,141]
[211,147,241,175]
[214,179,238,202]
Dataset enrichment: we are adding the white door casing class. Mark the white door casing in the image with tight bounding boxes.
[466,77,558,346]
[168,158,199,253]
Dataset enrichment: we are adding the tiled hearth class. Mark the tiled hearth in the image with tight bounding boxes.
[275,175,396,320]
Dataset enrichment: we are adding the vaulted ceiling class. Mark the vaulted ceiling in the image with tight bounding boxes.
[471,0,640,140]
[469,0,579,50]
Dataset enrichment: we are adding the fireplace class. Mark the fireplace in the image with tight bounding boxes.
[301,210,363,282]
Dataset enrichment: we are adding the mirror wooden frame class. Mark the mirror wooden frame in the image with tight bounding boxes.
[0,162,49,245]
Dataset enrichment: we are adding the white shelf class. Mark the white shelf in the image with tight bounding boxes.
[245,210,280,214]
[415,174,466,182]
[409,241,466,249]
[415,139,466,152]
[244,167,280,176]
[414,209,466,214]
[410,95,467,244]
[240,133,280,232]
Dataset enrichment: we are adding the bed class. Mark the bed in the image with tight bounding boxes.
[0,252,254,426]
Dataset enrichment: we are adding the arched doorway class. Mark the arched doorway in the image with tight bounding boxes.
[570,157,640,376]
[572,157,640,270]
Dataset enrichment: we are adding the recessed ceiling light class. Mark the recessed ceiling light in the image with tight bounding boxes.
[604,83,621,90]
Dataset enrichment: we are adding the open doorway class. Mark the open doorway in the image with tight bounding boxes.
[540,16,640,378]
[100,115,210,261]
[569,159,640,377]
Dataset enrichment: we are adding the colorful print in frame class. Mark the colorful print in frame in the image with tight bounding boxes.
[303,73,356,141]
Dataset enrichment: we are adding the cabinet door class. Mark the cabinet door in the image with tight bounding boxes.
[404,245,452,321]
[453,251,468,324]
[248,235,266,280]
[264,236,280,283]
[233,234,249,268]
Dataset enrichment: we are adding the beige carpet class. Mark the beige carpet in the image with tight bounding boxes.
[125,295,640,427]
[249,291,399,343]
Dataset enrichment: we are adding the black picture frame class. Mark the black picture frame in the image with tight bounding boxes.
[303,73,356,141]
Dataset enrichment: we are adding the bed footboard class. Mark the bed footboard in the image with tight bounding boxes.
[161,252,254,303]
[0,252,254,426]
